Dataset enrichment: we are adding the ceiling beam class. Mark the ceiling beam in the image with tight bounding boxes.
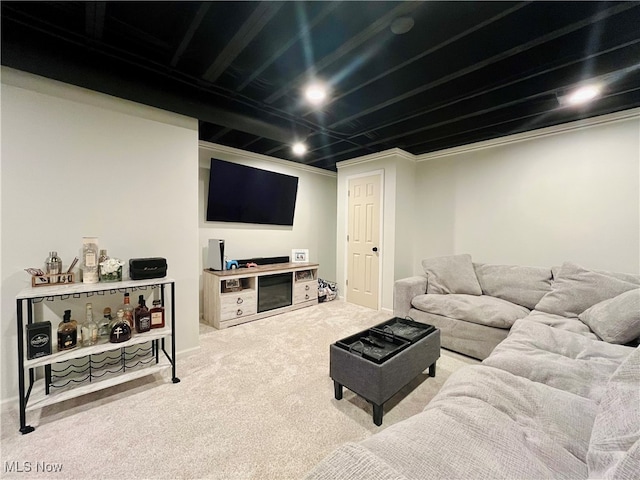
[236,1,340,92]
[170,2,211,67]
[352,38,640,141]
[263,1,423,105]
[85,2,106,39]
[301,1,530,118]
[328,2,638,130]
[201,1,284,83]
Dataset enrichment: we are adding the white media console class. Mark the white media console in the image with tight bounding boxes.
[203,263,319,329]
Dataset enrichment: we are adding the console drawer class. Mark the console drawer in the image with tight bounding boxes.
[220,291,257,320]
[294,281,317,304]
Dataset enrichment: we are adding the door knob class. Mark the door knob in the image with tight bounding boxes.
[372,247,378,252]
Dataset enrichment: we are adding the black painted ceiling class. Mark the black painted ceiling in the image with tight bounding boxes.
[3,1,640,171]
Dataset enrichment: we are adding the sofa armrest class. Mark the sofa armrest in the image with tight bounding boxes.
[394,275,427,318]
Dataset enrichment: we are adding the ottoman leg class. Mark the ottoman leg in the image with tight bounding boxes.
[334,381,343,400]
[373,403,384,426]
[429,361,437,377]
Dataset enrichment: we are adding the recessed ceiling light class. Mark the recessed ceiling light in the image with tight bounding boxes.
[292,142,307,156]
[304,83,327,106]
[391,17,414,35]
[565,84,602,106]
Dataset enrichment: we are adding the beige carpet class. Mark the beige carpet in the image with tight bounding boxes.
[1,300,477,479]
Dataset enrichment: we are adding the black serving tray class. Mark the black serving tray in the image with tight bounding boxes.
[335,329,410,364]
[372,317,436,344]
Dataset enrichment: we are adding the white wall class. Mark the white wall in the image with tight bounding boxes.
[1,68,200,403]
[198,142,337,316]
[413,112,640,273]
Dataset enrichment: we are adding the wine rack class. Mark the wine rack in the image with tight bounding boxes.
[15,278,180,434]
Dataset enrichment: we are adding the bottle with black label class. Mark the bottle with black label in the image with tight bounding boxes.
[57,310,78,351]
[134,295,151,333]
[109,309,132,343]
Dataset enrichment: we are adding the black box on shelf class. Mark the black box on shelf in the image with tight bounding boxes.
[129,257,167,280]
[26,321,52,359]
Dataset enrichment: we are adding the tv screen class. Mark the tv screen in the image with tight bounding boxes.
[206,158,299,226]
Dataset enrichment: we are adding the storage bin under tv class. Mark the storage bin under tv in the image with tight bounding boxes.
[14,277,179,434]
[203,263,319,329]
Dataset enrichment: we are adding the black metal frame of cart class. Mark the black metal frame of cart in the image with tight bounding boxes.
[15,280,180,434]
[330,319,440,426]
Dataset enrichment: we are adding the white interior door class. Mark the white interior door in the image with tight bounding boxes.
[346,174,381,309]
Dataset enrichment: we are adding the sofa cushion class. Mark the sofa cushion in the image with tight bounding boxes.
[474,263,552,310]
[411,294,529,329]
[579,289,640,344]
[421,254,482,296]
[587,347,640,479]
[526,310,597,338]
[357,365,593,479]
[534,262,638,318]
[484,319,635,402]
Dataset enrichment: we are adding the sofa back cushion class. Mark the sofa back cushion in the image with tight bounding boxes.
[587,347,640,479]
[534,262,638,318]
[474,263,552,310]
[421,254,482,295]
[579,289,640,344]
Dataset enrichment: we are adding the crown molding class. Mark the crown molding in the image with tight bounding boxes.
[416,107,640,162]
[336,147,417,169]
[199,141,337,177]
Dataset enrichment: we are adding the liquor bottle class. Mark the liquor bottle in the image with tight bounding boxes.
[57,310,78,351]
[98,307,112,338]
[80,303,98,346]
[120,292,135,328]
[109,309,132,343]
[150,299,165,329]
[134,295,151,333]
[98,249,109,266]
[98,249,109,282]
[82,237,99,284]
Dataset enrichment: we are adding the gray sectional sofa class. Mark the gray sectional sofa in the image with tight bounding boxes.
[394,255,639,360]
[307,257,640,480]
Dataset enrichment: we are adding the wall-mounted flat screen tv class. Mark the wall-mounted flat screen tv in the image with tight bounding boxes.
[206,158,299,226]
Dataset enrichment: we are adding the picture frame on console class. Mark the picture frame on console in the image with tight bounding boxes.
[222,278,242,292]
[292,249,309,263]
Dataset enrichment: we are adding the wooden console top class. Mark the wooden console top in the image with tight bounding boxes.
[204,262,319,277]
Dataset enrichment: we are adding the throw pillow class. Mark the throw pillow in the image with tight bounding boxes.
[534,262,638,318]
[421,254,482,295]
[579,289,640,344]
[474,263,552,310]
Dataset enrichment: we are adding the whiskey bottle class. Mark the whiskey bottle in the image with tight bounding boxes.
[109,309,132,343]
[120,292,135,328]
[134,295,151,333]
[57,310,78,351]
[150,299,165,329]
[80,303,98,346]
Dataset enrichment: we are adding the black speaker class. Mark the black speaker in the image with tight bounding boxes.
[208,239,225,270]
[236,256,289,267]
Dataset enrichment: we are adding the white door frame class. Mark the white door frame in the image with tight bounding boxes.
[343,169,384,310]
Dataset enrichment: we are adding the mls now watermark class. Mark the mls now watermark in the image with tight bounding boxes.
[4,461,63,473]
